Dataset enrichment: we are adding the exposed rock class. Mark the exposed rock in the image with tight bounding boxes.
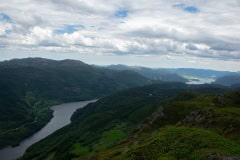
[207,152,221,159]
[132,107,165,137]
[147,107,165,125]
[222,157,240,160]
[123,146,129,153]
[177,109,214,126]
[207,152,240,160]
[223,124,236,135]
[133,140,139,146]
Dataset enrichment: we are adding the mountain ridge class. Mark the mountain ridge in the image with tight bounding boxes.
[97,64,239,83]
[214,75,240,86]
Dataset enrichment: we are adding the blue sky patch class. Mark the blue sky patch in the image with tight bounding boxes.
[173,4,200,14]
[0,13,12,23]
[115,10,128,18]
[5,29,12,35]
[55,25,85,34]
[184,6,200,13]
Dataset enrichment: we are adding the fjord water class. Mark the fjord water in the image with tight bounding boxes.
[0,100,96,160]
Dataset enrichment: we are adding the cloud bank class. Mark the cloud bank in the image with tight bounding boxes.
[0,0,240,70]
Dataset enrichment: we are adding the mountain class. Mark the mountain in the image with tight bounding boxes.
[20,82,237,160]
[232,83,240,89]
[0,58,150,148]
[169,68,236,79]
[98,65,240,84]
[214,75,240,86]
[98,65,188,82]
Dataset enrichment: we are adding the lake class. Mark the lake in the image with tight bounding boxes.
[186,77,215,85]
[0,100,96,160]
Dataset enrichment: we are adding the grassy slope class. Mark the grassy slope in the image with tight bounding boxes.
[120,126,240,160]
[92,91,240,160]
[20,83,229,160]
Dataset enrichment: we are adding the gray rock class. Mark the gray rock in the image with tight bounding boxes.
[177,109,214,125]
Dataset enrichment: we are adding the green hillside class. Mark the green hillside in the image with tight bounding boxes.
[20,83,236,160]
[99,65,188,82]
[0,58,150,148]
[93,91,240,160]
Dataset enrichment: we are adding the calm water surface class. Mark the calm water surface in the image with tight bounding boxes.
[186,78,215,84]
[0,100,96,160]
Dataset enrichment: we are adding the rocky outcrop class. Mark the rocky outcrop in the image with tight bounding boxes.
[176,109,214,126]
[207,152,240,160]
[147,107,165,125]
[131,107,165,138]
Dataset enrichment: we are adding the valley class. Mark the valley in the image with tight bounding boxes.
[0,58,150,149]
[1,1,239,159]
[19,82,240,160]
[0,100,95,160]
[0,58,239,160]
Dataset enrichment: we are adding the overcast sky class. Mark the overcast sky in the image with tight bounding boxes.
[0,0,240,71]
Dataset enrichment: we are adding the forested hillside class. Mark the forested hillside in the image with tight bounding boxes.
[100,65,187,82]
[0,58,150,148]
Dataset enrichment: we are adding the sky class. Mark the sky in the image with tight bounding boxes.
[0,0,240,71]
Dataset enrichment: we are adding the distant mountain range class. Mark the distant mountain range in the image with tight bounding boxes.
[98,64,188,82]
[214,75,240,86]
[97,64,240,84]
[168,68,237,79]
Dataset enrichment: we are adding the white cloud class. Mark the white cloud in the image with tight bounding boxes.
[0,28,5,36]
[0,0,240,70]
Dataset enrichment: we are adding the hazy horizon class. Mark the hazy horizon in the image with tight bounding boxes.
[1,56,239,72]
